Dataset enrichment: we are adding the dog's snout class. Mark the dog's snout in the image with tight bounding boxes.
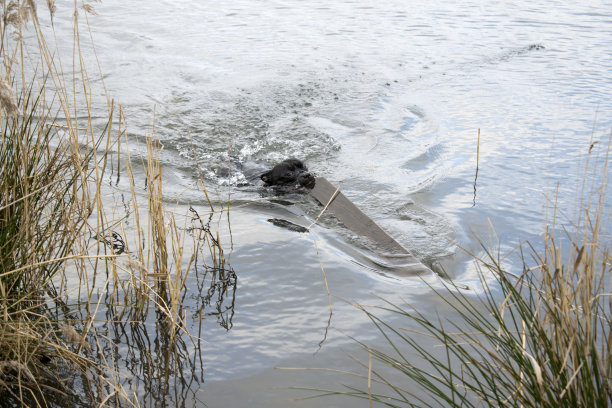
[261,159,314,188]
[297,171,315,187]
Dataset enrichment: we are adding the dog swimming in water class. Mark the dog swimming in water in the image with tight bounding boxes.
[260,158,315,188]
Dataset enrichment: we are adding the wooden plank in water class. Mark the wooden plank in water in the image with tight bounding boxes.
[309,177,432,276]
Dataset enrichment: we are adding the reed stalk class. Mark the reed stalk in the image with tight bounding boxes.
[0,2,233,406]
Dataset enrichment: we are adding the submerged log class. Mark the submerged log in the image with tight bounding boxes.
[309,177,433,276]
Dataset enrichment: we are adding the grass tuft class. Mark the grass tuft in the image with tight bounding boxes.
[308,134,611,407]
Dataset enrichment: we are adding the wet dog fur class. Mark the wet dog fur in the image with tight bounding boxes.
[260,159,315,188]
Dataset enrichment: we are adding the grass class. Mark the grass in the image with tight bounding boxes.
[0,2,232,406]
[303,134,611,406]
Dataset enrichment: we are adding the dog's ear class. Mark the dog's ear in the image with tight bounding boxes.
[260,170,272,184]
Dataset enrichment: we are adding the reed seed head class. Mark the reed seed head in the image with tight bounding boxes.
[59,323,92,353]
[0,79,20,116]
[46,0,56,19]
[81,4,98,15]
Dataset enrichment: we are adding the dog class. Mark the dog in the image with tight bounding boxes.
[260,158,315,188]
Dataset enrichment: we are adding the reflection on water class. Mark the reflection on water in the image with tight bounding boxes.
[86,206,238,407]
[189,207,238,331]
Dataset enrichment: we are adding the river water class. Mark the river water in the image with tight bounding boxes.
[43,1,612,406]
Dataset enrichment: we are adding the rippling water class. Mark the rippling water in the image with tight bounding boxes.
[45,1,612,406]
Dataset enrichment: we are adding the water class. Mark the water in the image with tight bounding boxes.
[44,1,612,406]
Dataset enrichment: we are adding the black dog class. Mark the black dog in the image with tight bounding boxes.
[260,159,315,188]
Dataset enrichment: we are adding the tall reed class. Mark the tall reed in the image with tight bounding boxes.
[0,2,231,406]
[0,2,107,404]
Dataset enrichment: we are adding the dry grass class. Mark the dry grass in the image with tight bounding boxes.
[0,2,232,406]
[303,139,611,406]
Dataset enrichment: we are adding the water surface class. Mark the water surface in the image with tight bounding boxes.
[44,1,612,406]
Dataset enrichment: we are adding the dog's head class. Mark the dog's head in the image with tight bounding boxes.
[260,158,315,188]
